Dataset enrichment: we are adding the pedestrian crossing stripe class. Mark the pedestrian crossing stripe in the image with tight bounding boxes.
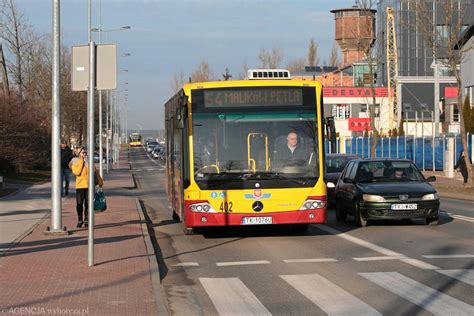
[281,274,381,316]
[200,278,271,315]
[199,272,474,315]
[359,272,474,316]
[436,269,474,286]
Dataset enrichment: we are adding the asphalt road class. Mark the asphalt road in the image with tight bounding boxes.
[130,147,474,315]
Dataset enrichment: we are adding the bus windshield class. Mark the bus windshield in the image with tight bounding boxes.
[192,110,319,188]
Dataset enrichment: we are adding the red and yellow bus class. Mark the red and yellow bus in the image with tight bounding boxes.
[165,70,326,234]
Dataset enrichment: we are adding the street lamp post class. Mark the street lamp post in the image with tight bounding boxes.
[91,21,130,174]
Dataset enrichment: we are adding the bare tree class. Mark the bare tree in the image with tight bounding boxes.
[0,0,34,99]
[171,70,186,93]
[258,47,283,68]
[307,38,319,66]
[416,0,474,187]
[286,58,306,73]
[328,41,340,67]
[236,61,249,80]
[191,61,214,82]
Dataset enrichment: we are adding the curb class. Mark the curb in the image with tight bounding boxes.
[135,198,170,315]
[0,211,51,257]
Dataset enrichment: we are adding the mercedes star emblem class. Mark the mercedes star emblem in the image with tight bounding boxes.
[252,201,264,212]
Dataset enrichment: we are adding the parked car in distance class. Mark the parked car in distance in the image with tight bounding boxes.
[145,137,154,146]
[146,141,159,153]
[326,154,358,206]
[152,146,163,159]
[334,159,439,227]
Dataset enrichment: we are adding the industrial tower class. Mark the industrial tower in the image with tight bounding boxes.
[386,7,398,131]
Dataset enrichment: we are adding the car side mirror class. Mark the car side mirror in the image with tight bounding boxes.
[343,177,354,184]
[327,182,335,188]
[426,176,436,182]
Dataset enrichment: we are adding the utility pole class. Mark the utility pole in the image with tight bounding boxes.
[98,0,104,178]
[87,0,96,267]
[46,0,66,236]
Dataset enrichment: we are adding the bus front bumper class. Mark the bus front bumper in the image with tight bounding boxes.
[185,209,326,227]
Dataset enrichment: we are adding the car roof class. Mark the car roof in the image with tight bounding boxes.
[353,158,413,163]
[326,154,359,158]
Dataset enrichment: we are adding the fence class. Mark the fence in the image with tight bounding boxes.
[325,134,473,171]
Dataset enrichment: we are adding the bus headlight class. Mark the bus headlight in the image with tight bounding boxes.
[422,193,439,201]
[300,199,325,210]
[362,194,386,202]
[190,202,217,213]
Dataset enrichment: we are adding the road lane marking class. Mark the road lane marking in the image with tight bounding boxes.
[200,278,271,315]
[315,225,402,257]
[146,168,155,171]
[281,274,381,316]
[315,224,439,270]
[436,269,474,286]
[359,272,474,316]
[440,211,474,223]
[216,260,270,267]
[172,262,199,267]
[400,258,439,270]
[134,169,143,172]
[423,254,474,259]
[283,258,338,263]
[354,256,405,261]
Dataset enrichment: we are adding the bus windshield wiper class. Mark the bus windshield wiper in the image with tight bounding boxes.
[252,172,308,185]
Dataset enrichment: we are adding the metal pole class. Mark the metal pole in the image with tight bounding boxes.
[396,136,399,158]
[87,0,95,267]
[106,90,109,173]
[422,111,425,171]
[381,135,384,158]
[414,112,417,164]
[98,0,103,178]
[432,111,435,171]
[50,0,62,233]
[405,112,408,159]
[434,62,440,136]
[388,135,391,158]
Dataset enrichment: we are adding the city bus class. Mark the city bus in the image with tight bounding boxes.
[129,132,142,147]
[165,69,326,234]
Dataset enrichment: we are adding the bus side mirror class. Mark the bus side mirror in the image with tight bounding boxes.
[176,108,184,129]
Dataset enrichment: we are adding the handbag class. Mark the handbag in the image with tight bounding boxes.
[94,188,107,212]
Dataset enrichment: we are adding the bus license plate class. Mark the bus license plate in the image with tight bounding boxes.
[242,217,273,225]
[391,204,417,210]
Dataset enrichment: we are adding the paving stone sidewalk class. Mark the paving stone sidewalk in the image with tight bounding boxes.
[0,154,159,315]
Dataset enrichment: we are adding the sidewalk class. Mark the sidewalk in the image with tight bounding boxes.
[423,171,474,201]
[0,152,160,315]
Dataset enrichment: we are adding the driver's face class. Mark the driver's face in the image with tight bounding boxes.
[287,133,298,147]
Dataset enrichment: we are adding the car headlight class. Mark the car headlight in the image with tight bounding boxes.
[422,193,439,201]
[362,194,386,202]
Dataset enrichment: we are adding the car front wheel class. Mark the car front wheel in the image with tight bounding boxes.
[426,216,439,226]
[335,200,347,222]
[354,200,368,227]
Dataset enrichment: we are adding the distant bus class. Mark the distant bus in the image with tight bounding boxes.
[165,69,326,234]
[129,133,142,147]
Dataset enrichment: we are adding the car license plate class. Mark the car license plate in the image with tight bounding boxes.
[242,216,272,225]
[391,204,417,210]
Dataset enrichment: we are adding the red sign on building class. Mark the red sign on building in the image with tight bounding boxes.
[348,118,372,131]
[444,87,458,99]
[323,87,389,98]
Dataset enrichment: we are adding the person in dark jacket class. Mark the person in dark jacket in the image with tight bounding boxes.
[454,151,471,185]
[275,132,308,161]
[60,141,73,195]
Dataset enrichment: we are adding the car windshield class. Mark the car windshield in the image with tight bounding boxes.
[326,155,355,173]
[357,161,425,183]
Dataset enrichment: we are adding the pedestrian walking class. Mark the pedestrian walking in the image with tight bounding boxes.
[60,140,73,196]
[454,151,471,185]
[71,147,104,228]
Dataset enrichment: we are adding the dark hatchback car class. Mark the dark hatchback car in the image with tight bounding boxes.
[335,159,440,227]
[326,154,358,206]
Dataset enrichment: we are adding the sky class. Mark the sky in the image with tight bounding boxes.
[18,0,355,130]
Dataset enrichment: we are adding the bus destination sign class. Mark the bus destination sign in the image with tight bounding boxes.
[203,88,303,108]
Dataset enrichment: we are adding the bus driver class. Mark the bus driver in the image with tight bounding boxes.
[276,132,308,161]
